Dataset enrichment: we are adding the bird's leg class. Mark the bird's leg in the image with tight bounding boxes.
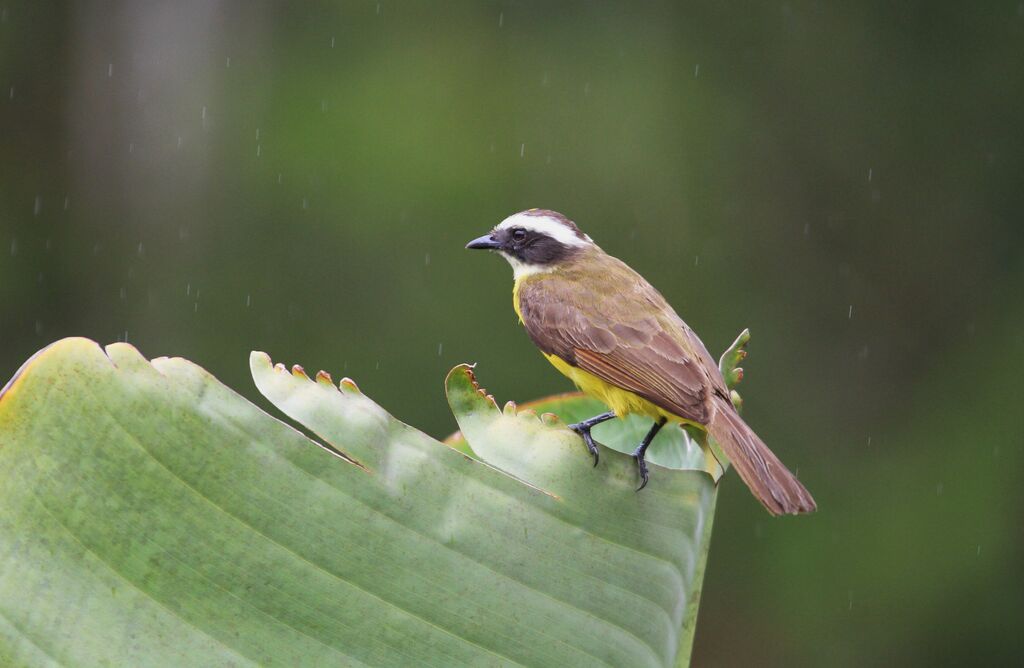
[567,410,617,466]
[633,417,668,491]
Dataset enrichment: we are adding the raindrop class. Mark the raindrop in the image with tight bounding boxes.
[194,302,199,313]
[848,305,853,319]
[803,223,810,236]
[45,238,51,251]
[301,198,309,210]
[424,253,431,266]
[277,173,283,184]
[868,167,873,182]
[119,287,126,301]
[321,99,328,112]
[584,82,590,96]
[867,435,872,446]
[331,36,336,48]
[8,86,13,99]
[256,128,260,140]
[35,320,43,335]
[137,242,144,256]
[10,237,17,256]
[124,330,128,342]
[541,71,549,86]
[256,144,261,157]
[128,142,134,153]
[437,343,443,356]
[376,3,381,15]
[848,591,853,610]
[33,195,41,216]
[498,12,504,27]
[246,294,252,307]
[177,136,183,149]
[107,63,113,78]
[520,143,525,158]
[694,255,699,267]
[225,57,231,68]
[201,105,207,120]
[694,64,700,77]
[186,283,191,296]
[375,361,380,370]
[63,196,70,210]
[976,545,981,556]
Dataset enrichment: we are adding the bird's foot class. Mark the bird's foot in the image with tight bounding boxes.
[632,417,666,491]
[632,445,650,491]
[568,422,601,467]
[567,410,617,467]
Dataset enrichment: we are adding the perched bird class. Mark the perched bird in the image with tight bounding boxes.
[466,209,816,515]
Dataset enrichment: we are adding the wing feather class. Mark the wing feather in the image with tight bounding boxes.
[518,257,722,424]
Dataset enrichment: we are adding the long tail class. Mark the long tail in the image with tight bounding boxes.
[707,397,816,515]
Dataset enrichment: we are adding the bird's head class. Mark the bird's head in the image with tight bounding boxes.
[465,209,595,278]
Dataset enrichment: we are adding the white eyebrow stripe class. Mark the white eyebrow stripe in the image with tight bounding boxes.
[496,212,592,247]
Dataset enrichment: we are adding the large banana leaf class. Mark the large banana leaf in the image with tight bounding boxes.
[0,335,744,666]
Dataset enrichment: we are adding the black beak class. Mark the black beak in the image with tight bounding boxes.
[465,234,502,250]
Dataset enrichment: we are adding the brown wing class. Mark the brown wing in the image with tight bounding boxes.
[518,253,726,424]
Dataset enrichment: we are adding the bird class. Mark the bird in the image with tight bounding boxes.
[466,209,816,515]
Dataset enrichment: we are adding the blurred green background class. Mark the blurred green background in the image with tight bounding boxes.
[2,1,1022,665]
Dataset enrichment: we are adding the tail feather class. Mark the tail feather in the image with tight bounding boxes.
[707,398,816,515]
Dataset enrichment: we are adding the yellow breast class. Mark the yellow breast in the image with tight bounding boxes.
[513,276,679,422]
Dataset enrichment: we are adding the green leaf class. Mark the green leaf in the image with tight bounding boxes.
[718,328,750,415]
[445,327,753,477]
[0,338,719,667]
[443,365,719,665]
[481,391,723,477]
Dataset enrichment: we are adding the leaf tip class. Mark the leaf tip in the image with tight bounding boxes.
[339,377,361,394]
[248,351,274,376]
[540,412,561,426]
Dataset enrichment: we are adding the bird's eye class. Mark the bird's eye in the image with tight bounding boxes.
[512,228,527,242]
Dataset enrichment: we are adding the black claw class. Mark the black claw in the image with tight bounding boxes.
[633,417,666,492]
[633,448,650,491]
[568,423,601,466]
[567,411,617,468]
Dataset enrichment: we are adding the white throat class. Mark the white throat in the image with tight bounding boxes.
[501,253,555,280]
